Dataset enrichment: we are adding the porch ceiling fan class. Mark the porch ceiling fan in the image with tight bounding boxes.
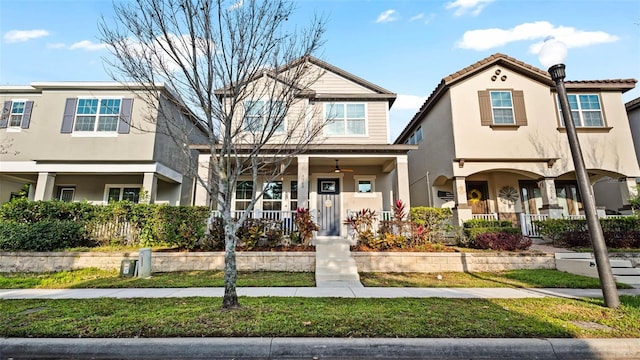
[333,159,354,173]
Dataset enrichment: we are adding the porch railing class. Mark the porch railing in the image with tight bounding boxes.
[471,213,498,221]
[519,213,550,237]
[210,210,298,236]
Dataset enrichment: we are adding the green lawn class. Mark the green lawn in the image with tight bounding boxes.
[1,268,632,289]
[1,296,639,338]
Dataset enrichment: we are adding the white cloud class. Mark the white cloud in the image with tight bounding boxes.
[410,13,424,22]
[456,21,619,53]
[229,0,243,10]
[445,0,494,17]
[394,94,427,110]
[46,43,66,49]
[69,40,108,51]
[4,29,50,43]
[376,9,399,23]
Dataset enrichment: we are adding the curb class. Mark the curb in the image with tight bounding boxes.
[2,338,640,359]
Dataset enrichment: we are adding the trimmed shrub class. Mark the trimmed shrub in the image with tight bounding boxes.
[463,219,512,228]
[151,206,210,250]
[536,217,640,249]
[0,220,86,251]
[474,232,533,251]
[409,207,452,244]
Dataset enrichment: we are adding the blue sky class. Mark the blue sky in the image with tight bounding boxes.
[1,0,639,140]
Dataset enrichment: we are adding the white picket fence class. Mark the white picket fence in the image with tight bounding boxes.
[209,210,298,236]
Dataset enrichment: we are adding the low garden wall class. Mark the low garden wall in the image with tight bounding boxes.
[0,251,557,273]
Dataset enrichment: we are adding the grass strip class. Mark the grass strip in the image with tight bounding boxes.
[1,296,639,338]
[2,269,631,289]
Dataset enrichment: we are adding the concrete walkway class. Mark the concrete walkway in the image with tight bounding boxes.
[2,286,640,299]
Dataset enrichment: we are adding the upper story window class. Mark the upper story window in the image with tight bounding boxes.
[490,91,514,124]
[60,98,133,135]
[244,100,285,134]
[406,126,423,145]
[558,94,604,127]
[478,90,527,128]
[1,100,33,130]
[75,98,121,132]
[324,103,366,136]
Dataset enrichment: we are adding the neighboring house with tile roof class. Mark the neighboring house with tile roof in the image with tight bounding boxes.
[0,82,208,205]
[193,56,415,240]
[394,53,639,231]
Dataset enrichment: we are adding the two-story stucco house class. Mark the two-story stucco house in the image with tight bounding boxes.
[395,53,639,230]
[193,56,415,240]
[0,82,208,205]
[626,97,640,174]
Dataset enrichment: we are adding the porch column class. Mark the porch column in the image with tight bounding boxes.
[34,172,56,201]
[619,177,639,214]
[297,155,309,209]
[538,178,563,218]
[452,176,472,226]
[142,172,157,204]
[396,155,410,208]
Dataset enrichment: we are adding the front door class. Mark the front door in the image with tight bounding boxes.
[466,181,489,214]
[317,178,340,237]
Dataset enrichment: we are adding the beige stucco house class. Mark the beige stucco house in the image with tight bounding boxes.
[395,53,639,229]
[194,57,415,240]
[0,82,208,205]
[626,97,640,172]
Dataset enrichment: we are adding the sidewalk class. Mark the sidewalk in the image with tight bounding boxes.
[2,286,640,299]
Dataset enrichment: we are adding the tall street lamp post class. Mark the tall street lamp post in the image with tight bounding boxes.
[538,37,619,308]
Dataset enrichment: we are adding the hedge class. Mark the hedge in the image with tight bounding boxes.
[0,220,87,251]
[535,217,640,248]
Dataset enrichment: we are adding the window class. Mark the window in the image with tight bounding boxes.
[244,100,285,133]
[290,180,298,211]
[558,94,604,127]
[490,91,514,124]
[1,100,33,129]
[478,90,527,127]
[354,176,376,197]
[75,98,121,132]
[235,181,254,211]
[58,187,75,202]
[106,186,141,203]
[415,126,423,143]
[324,103,366,136]
[262,181,283,211]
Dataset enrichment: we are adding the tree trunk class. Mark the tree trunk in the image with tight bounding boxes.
[222,218,239,308]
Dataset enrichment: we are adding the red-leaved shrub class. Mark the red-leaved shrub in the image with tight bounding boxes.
[473,232,532,251]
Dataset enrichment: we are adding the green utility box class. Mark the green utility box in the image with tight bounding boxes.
[120,259,138,277]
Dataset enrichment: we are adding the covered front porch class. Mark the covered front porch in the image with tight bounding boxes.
[433,168,637,230]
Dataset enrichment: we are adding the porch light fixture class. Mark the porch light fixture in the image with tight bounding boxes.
[538,37,619,308]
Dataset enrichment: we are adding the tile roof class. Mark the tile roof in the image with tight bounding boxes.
[626,97,640,111]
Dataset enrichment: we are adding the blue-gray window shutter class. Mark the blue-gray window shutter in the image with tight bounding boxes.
[21,101,34,129]
[118,98,133,134]
[60,98,77,133]
[0,101,10,129]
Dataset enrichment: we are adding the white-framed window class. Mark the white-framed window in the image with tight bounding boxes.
[490,91,515,124]
[75,98,122,132]
[105,185,141,203]
[262,181,283,211]
[354,175,376,197]
[558,94,604,127]
[324,103,366,136]
[244,100,285,134]
[235,181,254,211]
[58,188,75,202]
[9,101,26,127]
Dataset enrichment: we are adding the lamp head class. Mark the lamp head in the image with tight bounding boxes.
[538,36,567,70]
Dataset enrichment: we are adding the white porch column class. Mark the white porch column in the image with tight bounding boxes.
[297,155,309,209]
[34,172,56,201]
[396,155,410,208]
[452,176,472,226]
[142,172,158,204]
[619,177,639,214]
[539,178,563,218]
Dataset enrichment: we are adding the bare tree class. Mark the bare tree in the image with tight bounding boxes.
[100,0,325,308]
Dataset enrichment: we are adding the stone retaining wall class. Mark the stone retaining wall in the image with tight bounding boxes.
[0,251,558,273]
[352,252,555,272]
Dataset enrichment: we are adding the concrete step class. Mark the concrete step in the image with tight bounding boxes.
[555,253,592,260]
[614,275,640,285]
[316,280,364,288]
[610,259,633,268]
[315,272,361,282]
[612,268,640,276]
